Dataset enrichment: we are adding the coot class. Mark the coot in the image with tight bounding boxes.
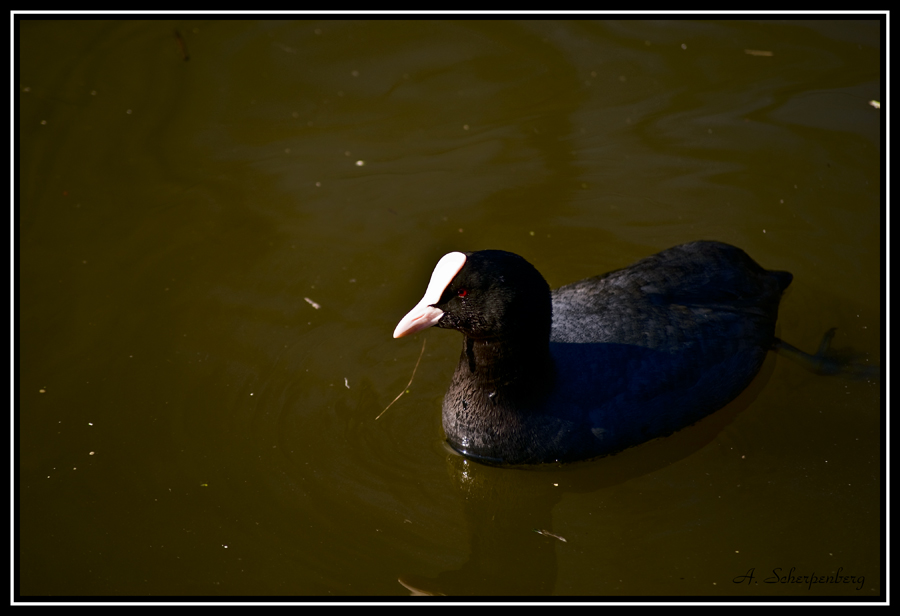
[393,241,792,465]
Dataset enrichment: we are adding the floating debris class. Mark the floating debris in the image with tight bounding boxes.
[304,297,321,310]
[744,49,774,57]
[533,529,567,543]
[376,337,426,420]
[174,29,190,61]
[869,100,881,109]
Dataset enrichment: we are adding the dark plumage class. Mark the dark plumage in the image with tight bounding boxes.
[394,241,792,465]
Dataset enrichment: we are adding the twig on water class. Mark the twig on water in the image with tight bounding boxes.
[173,30,190,61]
[376,337,426,420]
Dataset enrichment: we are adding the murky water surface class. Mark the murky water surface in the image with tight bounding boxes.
[18,19,881,597]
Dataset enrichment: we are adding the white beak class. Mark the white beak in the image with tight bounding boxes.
[393,252,467,338]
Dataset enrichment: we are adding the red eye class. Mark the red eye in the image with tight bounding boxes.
[457,288,468,298]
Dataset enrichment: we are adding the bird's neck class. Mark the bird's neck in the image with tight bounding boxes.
[459,333,553,391]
